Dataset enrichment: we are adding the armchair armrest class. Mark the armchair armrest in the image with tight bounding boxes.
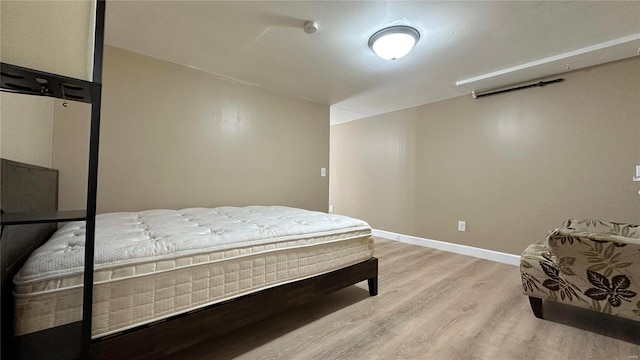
[521,218,640,322]
[548,219,640,259]
[562,218,639,239]
[545,224,640,276]
[547,228,640,250]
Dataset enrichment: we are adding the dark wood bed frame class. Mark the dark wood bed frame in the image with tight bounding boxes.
[0,158,379,359]
[92,258,378,359]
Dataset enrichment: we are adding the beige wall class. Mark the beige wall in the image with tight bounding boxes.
[53,45,329,213]
[0,93,54,167]
[330,108,417,234]
[330,58,640,255]
[1,0,95,80]
[52,102,91,211]
[0,95,90,211]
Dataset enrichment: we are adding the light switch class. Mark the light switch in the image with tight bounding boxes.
[321,168,326,177]
[458,221,466,232]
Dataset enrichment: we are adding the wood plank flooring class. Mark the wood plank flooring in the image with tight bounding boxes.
[170,238,640,360]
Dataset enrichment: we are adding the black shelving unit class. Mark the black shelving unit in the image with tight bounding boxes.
[0,63,94,103]
[0,1,105,358]
[0,210,87,226]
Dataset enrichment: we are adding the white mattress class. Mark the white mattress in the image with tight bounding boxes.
[14,206,373,338]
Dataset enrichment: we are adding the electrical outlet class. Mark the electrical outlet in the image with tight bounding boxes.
[329,204,334,213]
[321,168,326,177]
[458,221,466,232]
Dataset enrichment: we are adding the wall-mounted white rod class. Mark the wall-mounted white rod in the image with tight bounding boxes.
[457,33,640,87]
[471,78,564,99]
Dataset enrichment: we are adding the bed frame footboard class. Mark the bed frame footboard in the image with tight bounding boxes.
[91,257,378,359]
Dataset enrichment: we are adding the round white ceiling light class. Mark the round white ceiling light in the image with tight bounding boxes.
[304,21,318,34]
[368,25,420,60]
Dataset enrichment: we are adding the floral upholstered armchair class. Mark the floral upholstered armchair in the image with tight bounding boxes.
[520,219,640,321]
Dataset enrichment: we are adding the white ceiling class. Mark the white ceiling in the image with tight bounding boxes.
[105,1,640,125]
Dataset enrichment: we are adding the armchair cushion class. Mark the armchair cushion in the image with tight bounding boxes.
[520,219,640,321]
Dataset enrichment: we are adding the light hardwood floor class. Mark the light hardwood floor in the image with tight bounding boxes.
[170,238,640,360]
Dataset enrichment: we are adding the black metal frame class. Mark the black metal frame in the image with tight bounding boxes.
[1,211,87,226]
[0,63,93,103]
[0,1,105,359]
[82,1,106,355]
[1,3,379,358]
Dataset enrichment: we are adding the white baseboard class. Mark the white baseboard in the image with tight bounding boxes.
[371,229,521,266]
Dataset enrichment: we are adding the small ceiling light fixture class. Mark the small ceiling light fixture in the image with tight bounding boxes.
[368,25,420,60]
[304,21,318,34]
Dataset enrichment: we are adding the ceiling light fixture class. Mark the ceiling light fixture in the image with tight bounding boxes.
[368,25,420,60]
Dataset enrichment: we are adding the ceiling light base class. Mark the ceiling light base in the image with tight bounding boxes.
[304,21,318,34]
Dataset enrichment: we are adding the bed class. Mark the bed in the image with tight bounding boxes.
[0,159,378,359]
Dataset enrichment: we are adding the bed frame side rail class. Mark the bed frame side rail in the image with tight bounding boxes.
[92,257,378,360]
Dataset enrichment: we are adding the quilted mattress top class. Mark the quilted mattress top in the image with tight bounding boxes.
[15,206,371,283]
